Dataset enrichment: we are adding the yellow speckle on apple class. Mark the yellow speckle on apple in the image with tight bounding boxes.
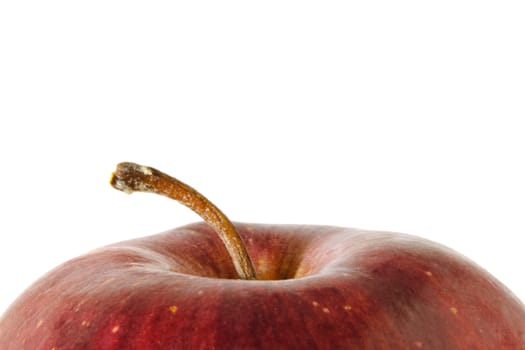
[169,305,178,314]
[344,305,352,311]
[450,307,458,315]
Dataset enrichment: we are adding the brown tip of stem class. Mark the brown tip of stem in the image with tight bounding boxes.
[110,162,157,194]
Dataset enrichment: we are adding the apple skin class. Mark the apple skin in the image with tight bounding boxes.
[1,222,524,349]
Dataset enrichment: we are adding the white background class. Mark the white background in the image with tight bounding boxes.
[1,2,524,315]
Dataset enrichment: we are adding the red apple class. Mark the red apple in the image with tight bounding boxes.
[0,162,524,349]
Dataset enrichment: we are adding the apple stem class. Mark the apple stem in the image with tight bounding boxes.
[109,162,257,280]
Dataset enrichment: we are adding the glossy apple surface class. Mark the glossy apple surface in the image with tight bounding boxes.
[2,162,524,349]
[1,221,524,349]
